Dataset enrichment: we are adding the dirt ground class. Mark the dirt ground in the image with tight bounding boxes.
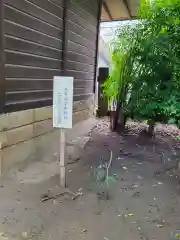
[0,119,180,240]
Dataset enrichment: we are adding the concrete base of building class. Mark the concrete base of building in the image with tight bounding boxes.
[0,96,95,175]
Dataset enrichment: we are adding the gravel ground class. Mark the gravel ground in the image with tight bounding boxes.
[0,119,180,240]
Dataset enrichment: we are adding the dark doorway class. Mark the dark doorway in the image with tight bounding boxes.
[96,67,109,117]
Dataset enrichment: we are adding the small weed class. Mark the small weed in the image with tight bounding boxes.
[95,151,116,200]
[173,135,180,141]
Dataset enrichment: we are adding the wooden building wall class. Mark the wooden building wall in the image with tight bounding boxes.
[0,0,101,114]
[66,0,99,102]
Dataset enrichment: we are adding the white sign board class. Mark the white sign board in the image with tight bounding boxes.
[53,76,73,129]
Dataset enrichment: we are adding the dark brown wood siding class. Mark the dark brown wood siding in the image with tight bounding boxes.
[0,0,5,113]
[4,0,63,112]
[0,0,100,113]
[66,0,99,102]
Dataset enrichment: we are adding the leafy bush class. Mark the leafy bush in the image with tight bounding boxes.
[103,0,180,132]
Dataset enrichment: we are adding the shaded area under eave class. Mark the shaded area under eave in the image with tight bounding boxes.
[101,0,139,21]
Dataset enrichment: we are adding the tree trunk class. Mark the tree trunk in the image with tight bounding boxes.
[110,105,127,132]
[110,108,119,131]
[110,86,128,132]
[118,108,127,132]
[147,119,155,136]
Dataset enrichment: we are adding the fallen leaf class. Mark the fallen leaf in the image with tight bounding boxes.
[81,229,87,234]
[153,182,163,187]
[72,192,83,200]
[122,166,128,170]
[157,182,163,185]
[156,224,164,228]
[128,213,134,217]
[168,174,173,177]
[125,213,135,217]
[21,232,28,238]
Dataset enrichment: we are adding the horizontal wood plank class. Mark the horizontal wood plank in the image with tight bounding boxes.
[4,98,53,113]
[68,20,96,43]
[5,20,62,50]
[68,41,95,58]
[76,0,98,16]
[74,87,93,95]
[74,93,93,102]
[70,0,97,26]
[5,51,61,69]
[5,65,61,78]
[67,29,96,50]
[66,60,95,73]
[4,0,63,28]
[74,80,93,89]
[28,0,63,17]
[6,78,94,91]
[4,94,93,113]
[66,52,95,66]
[6,79,53,91]
[5,5,63,39]
[66,70,95,80]
[5,36,62,59]
[5,90,53,102]
[49,0,63,7]
[68,21,96,44]
[68,9,96,35]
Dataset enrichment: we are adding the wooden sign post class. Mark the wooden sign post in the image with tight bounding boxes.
[53,76,73,187]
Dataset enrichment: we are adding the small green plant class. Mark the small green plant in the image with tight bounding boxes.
[105,150,113,199]
[172,135,180,141]
[95,151,116,200]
